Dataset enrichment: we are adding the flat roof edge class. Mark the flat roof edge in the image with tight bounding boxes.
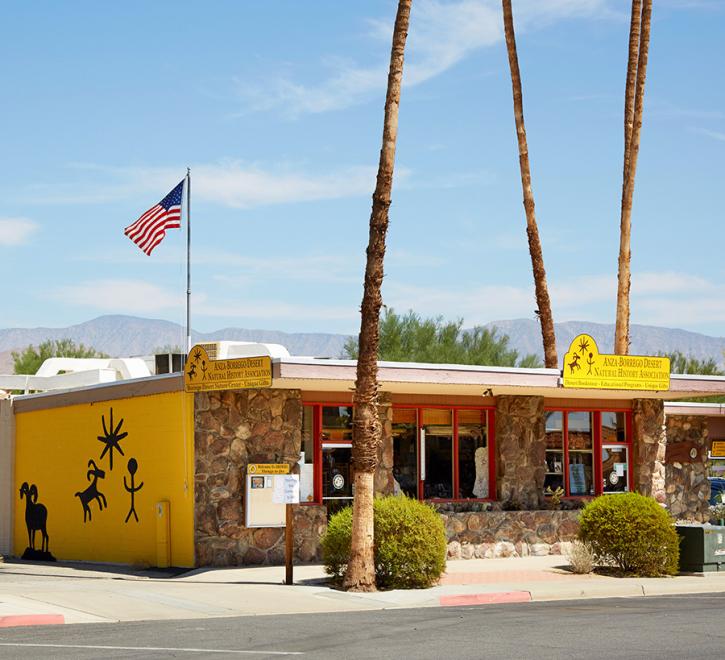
[274,356,560,376]
[13,373,184,414]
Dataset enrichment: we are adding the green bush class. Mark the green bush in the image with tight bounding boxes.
[578,493,680,576]
[321,495,447,589]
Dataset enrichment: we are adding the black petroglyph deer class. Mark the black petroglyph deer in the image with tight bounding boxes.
[568,353,582,374]
[19,482,49,552]
[75,460,107,522]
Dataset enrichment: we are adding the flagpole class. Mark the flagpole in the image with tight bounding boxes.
[185,168,192,354]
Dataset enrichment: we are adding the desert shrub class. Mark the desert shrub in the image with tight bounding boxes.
[321,505,353,580]
[565,541,594,574]
[709,503,725,525]
[578,493,679,576]
[321,495,447,589]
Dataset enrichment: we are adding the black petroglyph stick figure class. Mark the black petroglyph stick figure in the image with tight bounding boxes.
[568,353,581,374]
[124,458,144,523]
[75,459,107,523]
[97,407,127,470]
[19,482,49,552]
[201,360,207,381]
[587,352,595,375]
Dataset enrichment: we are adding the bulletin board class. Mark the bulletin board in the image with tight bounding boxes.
[245,464,288,528]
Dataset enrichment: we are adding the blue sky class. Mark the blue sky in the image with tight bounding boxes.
[1,0,724,339]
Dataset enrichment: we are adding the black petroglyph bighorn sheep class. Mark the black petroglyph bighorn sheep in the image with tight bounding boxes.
[75,460,107,522]
[19,482,49,552]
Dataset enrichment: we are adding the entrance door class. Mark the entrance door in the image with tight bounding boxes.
[322,443,353,513]
[320,406,354,513]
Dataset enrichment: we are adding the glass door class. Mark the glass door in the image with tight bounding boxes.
[321,406,354,513]
[602,445,629,493]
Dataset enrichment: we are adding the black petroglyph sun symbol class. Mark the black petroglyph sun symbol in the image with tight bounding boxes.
[577,337,590,356]
[193,348,202,363]
[97,407,127,470]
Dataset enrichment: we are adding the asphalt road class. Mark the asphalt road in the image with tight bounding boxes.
[1,594,724,659]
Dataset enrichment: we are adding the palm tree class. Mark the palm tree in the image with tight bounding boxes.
[501,0,558,369]
[615,0,652,355]
[343,0,412,592]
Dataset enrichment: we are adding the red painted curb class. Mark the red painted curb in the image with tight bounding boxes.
[440,591,532,607]
[0,615,65,628]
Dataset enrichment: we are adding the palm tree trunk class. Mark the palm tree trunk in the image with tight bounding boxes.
[615,0,652,355]
[623,0,642,177]
[342,0,412,592]
[501,0,558,369]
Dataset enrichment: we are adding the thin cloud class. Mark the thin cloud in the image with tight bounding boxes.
[54,279,184,314]
[384,270,725,329]
[0,217,39,246]
[14,161,386,209]
[239,0,613,117]
[690,127,725,142]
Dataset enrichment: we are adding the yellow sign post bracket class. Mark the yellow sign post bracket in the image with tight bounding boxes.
[184,345,272,393]
[562,334,670,391]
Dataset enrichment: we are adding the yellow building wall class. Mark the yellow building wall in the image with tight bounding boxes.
[14,391,195,567]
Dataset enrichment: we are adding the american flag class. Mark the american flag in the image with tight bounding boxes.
[124,180,184,255]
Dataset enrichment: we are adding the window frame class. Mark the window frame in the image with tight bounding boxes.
[393,404,496,503]
[300,402,496,504]
[544,407,633,498]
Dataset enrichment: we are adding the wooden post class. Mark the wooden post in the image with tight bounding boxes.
[285,503,293,585]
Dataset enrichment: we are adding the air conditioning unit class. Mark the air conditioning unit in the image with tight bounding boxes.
[195,341,290,360]
[155,353,186,375]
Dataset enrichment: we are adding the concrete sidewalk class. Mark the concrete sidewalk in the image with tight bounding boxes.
[1,555,724,627]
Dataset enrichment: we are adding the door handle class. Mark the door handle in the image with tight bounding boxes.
[420,428,426,481]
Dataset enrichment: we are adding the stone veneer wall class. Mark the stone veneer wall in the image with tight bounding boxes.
[633,399,667,503]
[442,510,580,559]
[665,415,709,522]
[195,388,309,566]
[194,388,395,566]
[495,396,546,509]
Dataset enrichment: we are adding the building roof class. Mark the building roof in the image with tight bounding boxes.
[10,355,725,414]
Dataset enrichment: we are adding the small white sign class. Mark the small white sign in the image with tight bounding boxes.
[614,463,626,477]
[272,474,300,504]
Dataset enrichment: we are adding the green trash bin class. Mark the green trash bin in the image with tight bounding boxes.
[676,524,725,572]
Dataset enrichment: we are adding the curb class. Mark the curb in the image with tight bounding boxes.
[440,591,532,607]
[0,615,65,628]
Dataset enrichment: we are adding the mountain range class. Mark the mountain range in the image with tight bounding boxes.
[1,315,724,373]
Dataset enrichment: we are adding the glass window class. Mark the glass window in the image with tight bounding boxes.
[422,408,453,499]
[322,446,353,499]
[568,451,594,495]
[392,408,418,498]
[458,410,488,499]
[567,412,593,450]
[544,411,564,493]
[300,406,315,502]
[321,406,353,441]
[602,445,629,493]
[602,412,627,443]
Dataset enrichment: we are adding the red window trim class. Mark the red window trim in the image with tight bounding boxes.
[544,407,633,497]
[300,402,496,504]
[394,404,496,503]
